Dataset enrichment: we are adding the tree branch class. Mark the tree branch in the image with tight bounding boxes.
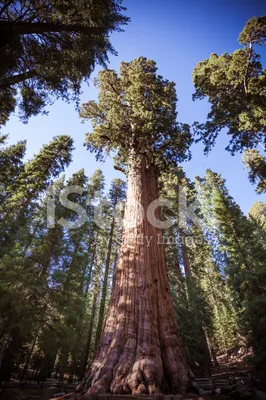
[114,165,126,175]
[243,44,253,98]
[155,141,169,152]
[107,80,121,96]
[0,70,38,88]
[0,1,12,17]
[1,21,106,36]
[100,135,111,142]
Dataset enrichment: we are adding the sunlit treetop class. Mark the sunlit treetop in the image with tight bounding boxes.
[238,16,266,46]
[80,57,192,172]
[248,201,266,232]
[192,16,266,155]
[242,149,266,194]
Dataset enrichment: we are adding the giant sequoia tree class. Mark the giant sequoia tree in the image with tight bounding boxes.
[0,0,129,125]
[76,57,192,397]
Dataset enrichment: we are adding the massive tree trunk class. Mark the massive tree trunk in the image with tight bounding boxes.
[76,157,188,398]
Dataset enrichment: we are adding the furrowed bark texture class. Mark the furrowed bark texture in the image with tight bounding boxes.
[76,158,188,398]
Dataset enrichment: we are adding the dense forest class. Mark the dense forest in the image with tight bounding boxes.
[0,1,266,400]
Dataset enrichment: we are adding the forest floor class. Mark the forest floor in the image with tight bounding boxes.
[185,352,266,400]
[1,355,266,400]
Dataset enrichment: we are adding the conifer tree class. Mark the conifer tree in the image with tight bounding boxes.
[79,169,106,378]
[77,57,192,397]
[192,16,266,154]
[248,201,266,249]
[160,168,237,369]
[95,178,126,345]
[248,201,266,232]
[0,137,74,381]
[196,169,266,376]
[0,135,74,253]
[0,0,129,125]
[0,136,26,207]
[243,149,266,194]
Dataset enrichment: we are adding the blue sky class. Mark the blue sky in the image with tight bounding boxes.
[3,0,266,214]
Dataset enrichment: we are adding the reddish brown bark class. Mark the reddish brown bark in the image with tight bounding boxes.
[76,157,188,398]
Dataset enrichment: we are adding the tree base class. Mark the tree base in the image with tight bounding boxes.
[77,161,189,398]
[75,394,183,400]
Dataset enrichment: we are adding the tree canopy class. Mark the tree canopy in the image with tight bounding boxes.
[0,0,129,125]
[2,10,266,394]
[192,16,266,154]
[80,57,192,171]
[242,149,266,194]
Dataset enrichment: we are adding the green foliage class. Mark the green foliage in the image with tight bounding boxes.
[160,167,238,370]
[0,136,26,206]
[0,135,74,257]
[248,201,266,247]
[0,0,129,125]
[1,135,266,380]
[192,16,266,154]
[0,134,126,382]
[4,135,74,211]
[196,169,266,376]
[248,201,266,232]
[0,138,26,185]
[0,135,76,381]
[238,16,266,46]
[80,57,192,171]
[243,149,266,194]
[2,40,266,381]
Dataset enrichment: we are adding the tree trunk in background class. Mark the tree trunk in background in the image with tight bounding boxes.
[179,229,191,277]
[76,157,188,398]
[0,326,21,381]
[38,350,57,382]
[69,354,76,383]
[180,229,212,370]
[80,286,99,379]
[21,326,40,379]
[58,351,69,381]
[84,231,98,297]
[95,217,115,345]
[205,329,218,367]
[112,250,119,289]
